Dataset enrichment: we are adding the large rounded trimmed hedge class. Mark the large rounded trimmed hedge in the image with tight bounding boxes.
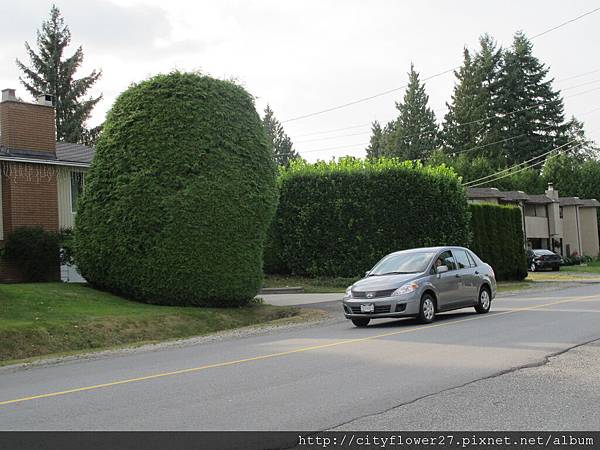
[75,72,277,306]
[265,158,471,278]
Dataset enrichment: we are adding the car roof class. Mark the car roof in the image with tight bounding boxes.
[389,246,468,255]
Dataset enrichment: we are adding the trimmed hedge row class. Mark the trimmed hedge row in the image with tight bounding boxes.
[74,72,277,306]
[469,203,527,281]
[265,158,471,278]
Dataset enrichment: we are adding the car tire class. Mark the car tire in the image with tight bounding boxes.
[552,265,560,271]
[418,293,436,324]
[530,262,537,272]
[475,286,491,314]
[351,317,370,327]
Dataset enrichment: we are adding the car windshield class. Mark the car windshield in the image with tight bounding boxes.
[368,252,435,276]
[534,250,555,255]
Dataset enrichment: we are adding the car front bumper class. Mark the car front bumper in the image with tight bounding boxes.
[342,293,421,319]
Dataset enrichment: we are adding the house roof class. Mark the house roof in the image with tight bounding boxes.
[55,142,95,164]
[0,142,94,167]
[559,197,585,206]
[499,191,530,202]
[526,194,555,205]
[465,187,505,198]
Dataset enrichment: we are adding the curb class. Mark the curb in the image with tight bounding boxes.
[259,287,305,294]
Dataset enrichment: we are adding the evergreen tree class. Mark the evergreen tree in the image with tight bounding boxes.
[365,121,384,159]
[441,35,503,161]
[385,64,438,160]
[263,105,299,167]
[563,116,598,160]
[80,124,103,147]
[16,5,102,143]
[441,48,480,154]
[472,34,503,149]
[495,32,566,165]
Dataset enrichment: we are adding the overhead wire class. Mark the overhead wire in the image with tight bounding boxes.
[281,6,600,123]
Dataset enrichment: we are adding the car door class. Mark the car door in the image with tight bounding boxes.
[452,248,478,305]
[431,250,461,310]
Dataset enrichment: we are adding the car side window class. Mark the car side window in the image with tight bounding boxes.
[466,251,477,268]
[453,250,471,269]
[436,250,457,271]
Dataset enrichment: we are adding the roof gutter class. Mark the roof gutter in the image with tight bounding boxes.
[0,155,90,169]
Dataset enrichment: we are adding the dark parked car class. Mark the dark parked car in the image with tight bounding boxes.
[527,249,561,272]
[342,246,497,327]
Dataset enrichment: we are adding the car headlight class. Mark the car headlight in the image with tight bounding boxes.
[391,282,419,296]
[344,287,352,298]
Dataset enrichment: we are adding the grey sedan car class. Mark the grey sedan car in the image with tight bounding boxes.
[342,246,496,327]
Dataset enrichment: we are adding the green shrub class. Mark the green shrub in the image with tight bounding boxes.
[2,226,59,281]
[266,158,471,277]
[74,72,277,306]
[469,203,527,281]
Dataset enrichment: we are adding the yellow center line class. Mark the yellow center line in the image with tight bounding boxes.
[1,293,599,407]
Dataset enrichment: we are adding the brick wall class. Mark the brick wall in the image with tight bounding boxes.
[0,101,56,154]
[0,161,60,282]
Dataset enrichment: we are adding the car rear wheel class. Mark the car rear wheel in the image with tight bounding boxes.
[475,286,491,314]
[418,293,436,324]
[530,262,537,272]
[351,317,370,327]
[552,265,560,271]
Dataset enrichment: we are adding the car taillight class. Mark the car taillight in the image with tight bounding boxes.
[490,267,495,279]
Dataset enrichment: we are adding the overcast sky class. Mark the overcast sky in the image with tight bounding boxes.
[1,0,599,161]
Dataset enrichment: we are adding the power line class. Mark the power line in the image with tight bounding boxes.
[452,104,600,156]
[377,85,600,143]
[466,142,584,188]
[282,67,458,123]
[296,130,373,144]
[463,138,579,186]
[554,68,600,84]
[281,6,600,124]
[289,76,600,146]
[291,123,372,138]
[529,7,600,39]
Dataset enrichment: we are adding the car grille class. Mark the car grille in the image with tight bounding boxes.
[352,289,396,299]
[350,305,391,314]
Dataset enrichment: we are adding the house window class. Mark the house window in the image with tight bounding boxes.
[70,172,84,213]
[559,207,564,219]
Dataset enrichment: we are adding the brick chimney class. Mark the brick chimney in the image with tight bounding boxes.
[0,88,56,156]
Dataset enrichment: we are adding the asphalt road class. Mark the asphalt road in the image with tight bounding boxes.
[1,284,599,430]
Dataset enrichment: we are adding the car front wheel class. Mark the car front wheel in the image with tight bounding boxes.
[351,317,370,327]
[475,286,491,314]
[418,293,436,324]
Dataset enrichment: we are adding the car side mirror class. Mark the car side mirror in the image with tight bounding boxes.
[436,265,449,274]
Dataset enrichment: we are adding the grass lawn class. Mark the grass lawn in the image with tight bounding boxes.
[561,261,600,274]
[266,274,532,294]
[0,283,314,364]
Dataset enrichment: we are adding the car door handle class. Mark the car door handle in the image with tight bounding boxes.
[474,271,479,275]
[455,274,461,278]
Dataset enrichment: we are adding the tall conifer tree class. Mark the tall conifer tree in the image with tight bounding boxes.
[495,32,566,165]
[16,5,102,143]
[386,64,438,160]
[263,105,299,167]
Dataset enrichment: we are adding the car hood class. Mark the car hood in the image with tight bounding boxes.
[352,273,424,291]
